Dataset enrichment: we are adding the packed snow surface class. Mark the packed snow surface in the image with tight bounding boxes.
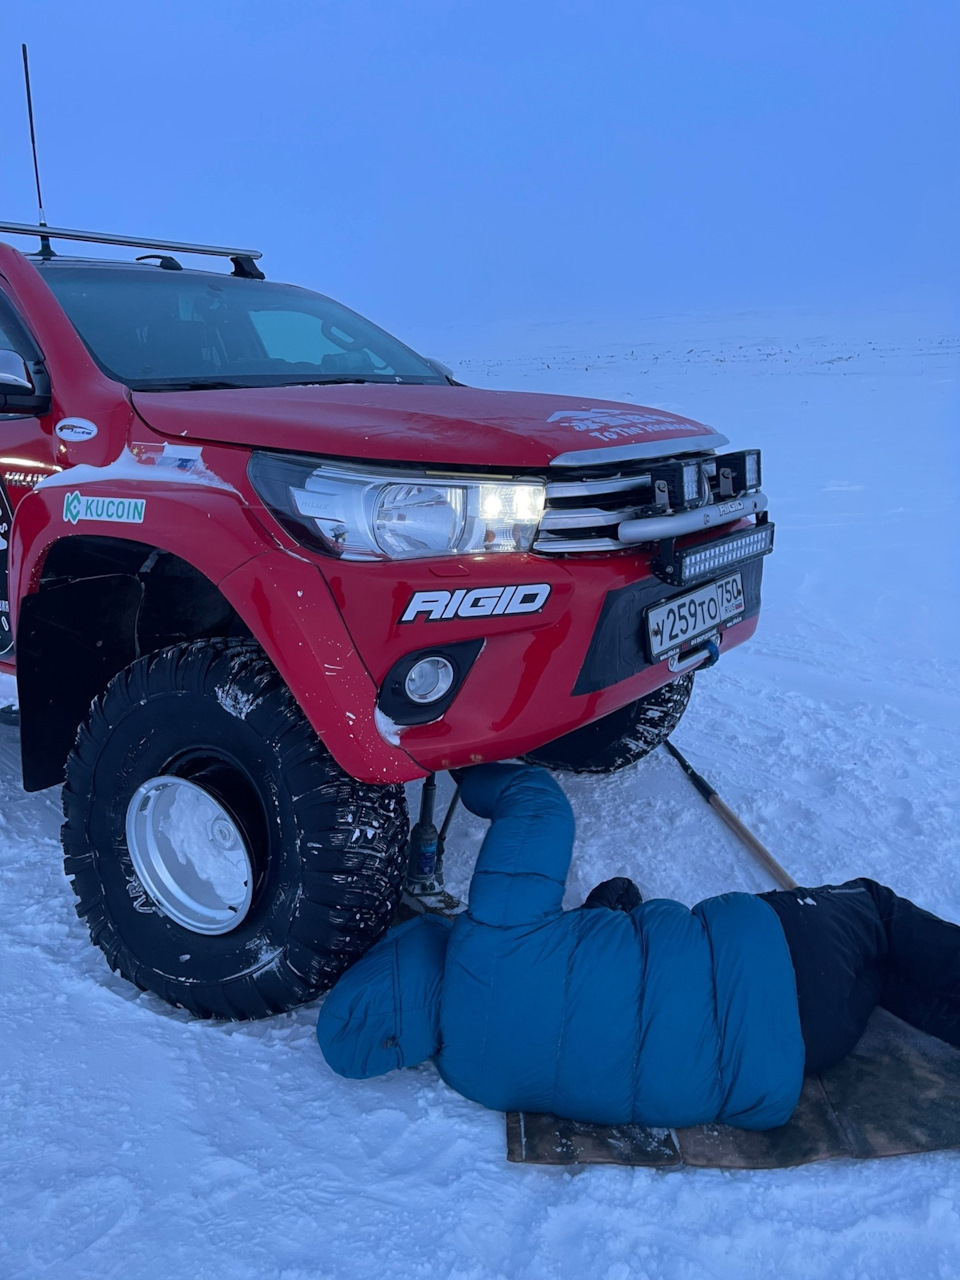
[1,307,957,1279]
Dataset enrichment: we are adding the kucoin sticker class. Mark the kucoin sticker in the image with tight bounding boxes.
[63,491,146,526]
[55,418,99,442]
[400,584,551,623]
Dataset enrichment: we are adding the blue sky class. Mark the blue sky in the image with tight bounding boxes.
[2,1,957,329]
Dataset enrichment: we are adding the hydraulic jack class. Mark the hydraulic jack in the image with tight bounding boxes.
[401,773,465,916]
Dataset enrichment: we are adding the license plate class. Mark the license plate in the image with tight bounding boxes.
[646,573,744,660]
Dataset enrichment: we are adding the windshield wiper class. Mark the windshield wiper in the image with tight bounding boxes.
[283,377,378,387]
[139,379,255,391]
[280,376,444,388]
[134,375,441,392]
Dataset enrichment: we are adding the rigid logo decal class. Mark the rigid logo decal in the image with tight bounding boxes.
[401,583,552,623]
[63,491,146,526]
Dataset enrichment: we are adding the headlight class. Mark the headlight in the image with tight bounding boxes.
[248,453,545,561]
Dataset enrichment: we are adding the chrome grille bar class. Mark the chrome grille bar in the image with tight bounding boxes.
[533,449,765,553]
[534,534,626,553]
[539,506,636,531]
[545,474,650,500]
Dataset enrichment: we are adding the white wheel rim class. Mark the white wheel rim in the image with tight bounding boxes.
[125,776,254,935]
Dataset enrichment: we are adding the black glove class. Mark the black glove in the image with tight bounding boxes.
[582,877,643,913]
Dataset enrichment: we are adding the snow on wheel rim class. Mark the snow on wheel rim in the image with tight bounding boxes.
[125,776,254,935]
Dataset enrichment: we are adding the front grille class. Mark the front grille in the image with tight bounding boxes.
[534,455,713,553]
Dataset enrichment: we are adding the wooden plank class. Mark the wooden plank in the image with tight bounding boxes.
[675,1075,848,1169]
[505,1011,960,1168]
[818,1009,960,1160]
[506,1110,682,1167]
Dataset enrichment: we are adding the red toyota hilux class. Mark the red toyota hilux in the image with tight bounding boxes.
[0,224,772,1018]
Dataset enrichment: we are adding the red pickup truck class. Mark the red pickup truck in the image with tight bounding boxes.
[0,223,772,1018]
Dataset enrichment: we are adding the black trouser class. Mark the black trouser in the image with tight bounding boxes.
[762,879,960,1074]
[586,874,960,1076]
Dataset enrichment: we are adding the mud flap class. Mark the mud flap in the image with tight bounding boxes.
[505,1009,960,1168]
[17,575,141,791]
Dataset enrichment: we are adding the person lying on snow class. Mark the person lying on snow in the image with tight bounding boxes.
[316,763,960,1130]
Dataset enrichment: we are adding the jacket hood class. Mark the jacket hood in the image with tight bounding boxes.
[316,915,452,1079]
[131,383,724,470]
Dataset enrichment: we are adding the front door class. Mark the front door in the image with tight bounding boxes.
[0,290,58,661]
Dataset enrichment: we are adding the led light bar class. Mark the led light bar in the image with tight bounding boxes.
[652,522,775,586]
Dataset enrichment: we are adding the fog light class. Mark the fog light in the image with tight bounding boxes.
[404,657,455,704]
[716,450,762,497]
[681,462,700,503]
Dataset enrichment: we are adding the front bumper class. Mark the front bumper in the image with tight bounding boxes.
[317,518,766,778]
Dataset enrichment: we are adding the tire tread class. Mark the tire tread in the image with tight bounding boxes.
[62,638,408,1020]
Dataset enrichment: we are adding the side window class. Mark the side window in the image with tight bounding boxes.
[0,291,40,363]
[0,290,47,423]
[0,291,38,653]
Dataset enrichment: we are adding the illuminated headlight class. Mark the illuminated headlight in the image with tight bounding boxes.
[248,453,545,560]
[374,484,467,558]
[679,523,775,584]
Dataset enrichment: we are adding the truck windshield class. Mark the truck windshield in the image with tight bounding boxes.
[41,266,447,390]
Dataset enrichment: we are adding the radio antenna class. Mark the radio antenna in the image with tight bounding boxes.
[21,44,53,259]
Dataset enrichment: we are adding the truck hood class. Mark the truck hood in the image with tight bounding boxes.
[131,383,724,469]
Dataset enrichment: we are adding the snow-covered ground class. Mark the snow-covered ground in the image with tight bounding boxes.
[1,306,957,1279]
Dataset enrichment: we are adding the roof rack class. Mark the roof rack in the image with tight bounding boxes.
[0,221,264,279]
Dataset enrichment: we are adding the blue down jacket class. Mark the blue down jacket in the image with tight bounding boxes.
[317,764,805,1129]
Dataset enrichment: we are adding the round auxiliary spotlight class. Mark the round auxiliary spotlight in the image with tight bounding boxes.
[404,656,455,704]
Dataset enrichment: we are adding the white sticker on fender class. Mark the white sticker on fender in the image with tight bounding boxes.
[400,583,551,623]
[55,418,99,442]
[63,491,146,525]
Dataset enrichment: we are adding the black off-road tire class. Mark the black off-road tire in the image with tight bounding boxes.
[62,639,409,1019]
[522,674,695,775]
